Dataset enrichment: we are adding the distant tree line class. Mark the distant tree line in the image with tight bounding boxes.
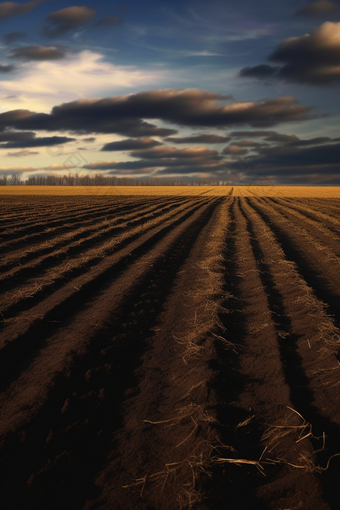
[0,173,230,186]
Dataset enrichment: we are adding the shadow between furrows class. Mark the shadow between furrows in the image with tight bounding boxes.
[0,198,192,302]
[0,198,221,510]
[0,198,132,241]
[0,195,168,234]
[248,198,340,331]
[203,198,270,510]
[0,199,166,264]
[0,198,211,389]
[263,197,340,241]
[243,198,340,510]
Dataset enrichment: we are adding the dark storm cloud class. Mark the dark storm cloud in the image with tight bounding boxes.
[285,136,334,146]
[0,0,48,20]
[85,160,159,171]
[296,1,340,17]
[43,6,96,37]
[2,31,26,42]
[0,107,178,137]
[231,132,340,146]
[0,64,16,72]
[229,130,278,138]
[228,142,340,177]
[164,134,230,144]
[9,45,69,60]
[228,130,337,145]
[239,64,280,79]
[85,158,227,175]
[228,130,302,145]
[0,90,317,139]
[85,143,226,175]
[262,133,299,143]
[222,145,249,156]
[0,130,35,141]
[94,15,121,27]
[0,135,75,148]
[128,146,222,161]
[240,22,340,85]
[101,138,162,151]
[154,162,227,175]
[0,166,36,174]
[229,140,261,147]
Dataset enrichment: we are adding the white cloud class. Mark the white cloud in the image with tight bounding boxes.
[0,165,37,171]
[0,50,171,112]
[44,163,76,170]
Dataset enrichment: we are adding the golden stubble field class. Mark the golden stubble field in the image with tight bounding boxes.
[2,184,340,196]
[1,186,340,510]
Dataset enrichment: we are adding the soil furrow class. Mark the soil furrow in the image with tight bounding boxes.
[0,199,223,510]
[262,198,340,250]
[0,197,172,248]
[0,196,234,510]
[242,197,340,508]
[0,198,190,275]
[0,195,174,233]
[214,198,328,510]
[248,198,340,329]
[1,189,340,510]
[281,198,340,222]
[0,199,202,323]
[0,198,219,392]
[0,199,121,232]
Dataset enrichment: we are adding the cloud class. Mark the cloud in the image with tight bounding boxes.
[94,15,121,28]
[228,130,299,143]
[44,6,96,37]
[229,130,278,138]
[164,134,230,144]
[0,135,75,148]
[285,136,335,146]
[82,137,96,142]
[7,149,39,156]
[153,163,227,175]
[9,45,70,60]
[240,22,340,85]
[0,130,35,141]
[0,64,16,72]
[0,0,48,20]
[0,165,36,171]
[83,160,156,174]
[2,31,26,42]
[84,143,227,175]
[261,132,299,143]
[0,90,316,139]
[129,145,221,160]
[0,50,170,112]
[0,107,177,137]
[85,158,228,176]
[239,64,280,79]
[101,137,162,151]
[296,1,340,17]
[43,163,76,170]
[222,145,249,155]
[228,139,260,147]
[229,142,340,175]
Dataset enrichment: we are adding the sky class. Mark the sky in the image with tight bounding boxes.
[0,0,340,185]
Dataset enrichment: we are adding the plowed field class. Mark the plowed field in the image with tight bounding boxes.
[1,187,340,510]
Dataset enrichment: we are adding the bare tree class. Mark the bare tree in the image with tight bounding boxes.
[10,173,22,185]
